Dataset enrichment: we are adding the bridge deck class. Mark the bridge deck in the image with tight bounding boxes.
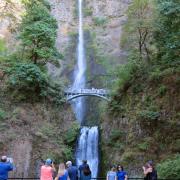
[65,88,110,101]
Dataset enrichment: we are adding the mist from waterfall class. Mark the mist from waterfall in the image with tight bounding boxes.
[72,0,99,178]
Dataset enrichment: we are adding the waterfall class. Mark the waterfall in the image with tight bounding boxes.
[76,127,99,178]
[71,0,86,123]
[72,0,99,177]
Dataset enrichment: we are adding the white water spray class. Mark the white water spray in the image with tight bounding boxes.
[76,127,99,178]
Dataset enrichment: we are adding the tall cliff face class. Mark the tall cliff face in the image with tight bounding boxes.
[0,0,23,51]
[48,0,131,85]
[50,0,130,56]
[47,0,131,126]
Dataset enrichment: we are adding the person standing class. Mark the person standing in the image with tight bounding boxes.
[0,156,14,180]
[40,158,56,180]
[55,163,69,180]
[116,165,127,180]
[143,161,157,180]
[80,164,91,180]
[79,160,88,180]
[66,161,78,180]
[106,165,117,180]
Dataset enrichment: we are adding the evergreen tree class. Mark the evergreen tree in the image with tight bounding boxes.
[20,0,61,64]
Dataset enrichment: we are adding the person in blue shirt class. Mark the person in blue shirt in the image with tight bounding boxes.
[107,165,117,180]
[66,161,78,180]
[116,165,127,180]
[0,156,14,180]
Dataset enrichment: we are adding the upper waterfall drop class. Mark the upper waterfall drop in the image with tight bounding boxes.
[71,0,86,123]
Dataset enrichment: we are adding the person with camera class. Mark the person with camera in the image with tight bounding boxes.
[142,160,157,180]
[40,158,56,180]
[0,156,14,180]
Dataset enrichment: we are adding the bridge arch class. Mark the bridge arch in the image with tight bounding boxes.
[66,94,110,102]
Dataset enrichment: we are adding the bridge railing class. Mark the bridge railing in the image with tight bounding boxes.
[64,88,110,94]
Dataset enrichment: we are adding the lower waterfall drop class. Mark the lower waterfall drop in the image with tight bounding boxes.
[76,127,99,178]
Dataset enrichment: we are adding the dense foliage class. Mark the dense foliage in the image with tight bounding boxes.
[154,0,180,65]
[20,0,62,64]
[157,154,180,179]
[107,0,180,173]
[113,0,179,93]
[0,0,65,103]
[8,63,48,96]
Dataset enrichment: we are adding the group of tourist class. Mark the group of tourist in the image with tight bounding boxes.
[106,160,157,180]
[40,159,91,180]
[0,155,157,180]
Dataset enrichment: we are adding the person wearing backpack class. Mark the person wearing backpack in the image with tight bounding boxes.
[79,160,88,180]
[80,164,91,180]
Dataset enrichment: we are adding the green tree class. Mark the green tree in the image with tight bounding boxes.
[122,0,154,61]
[20,0,61,64]
[154,0,180,66]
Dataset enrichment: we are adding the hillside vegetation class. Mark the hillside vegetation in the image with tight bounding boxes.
[100,0,180,178]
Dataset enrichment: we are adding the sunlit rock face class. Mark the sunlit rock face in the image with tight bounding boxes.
[48,0,131,78]
[0,0,23,51]
[49,0,76,52]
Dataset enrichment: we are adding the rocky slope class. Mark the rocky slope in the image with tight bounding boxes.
[0,81,77,177]
[100,70,180,176]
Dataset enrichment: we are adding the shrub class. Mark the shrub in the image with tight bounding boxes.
[0,108,6,120]
[138,110,160,121]
[158,85,167,97]
[0,38,6,54]
[93,17,108,26]
[137,141,150,151]
[7,63,48,97]
[109,130,125,141]
[157,154,180,179]
[149,67,162,82]
[63,146,73,160]
[115,59,142,91]
[83,8,93,17]
[107,130,125,147]
[64,122,80,145]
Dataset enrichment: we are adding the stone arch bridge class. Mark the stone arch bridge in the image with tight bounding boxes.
[64,88,110,101]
